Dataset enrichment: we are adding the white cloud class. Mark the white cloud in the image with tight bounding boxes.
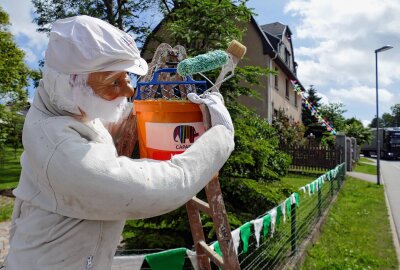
[328,86,394,106]
[362,119,371,127]
[22,47,37,64]
[2,0,48,52]
[285,0,400,88]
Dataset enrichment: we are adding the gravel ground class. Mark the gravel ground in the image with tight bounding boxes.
[0,195,13,264]
[0,220,10,264]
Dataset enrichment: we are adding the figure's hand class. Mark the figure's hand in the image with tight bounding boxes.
[187,92,234,134]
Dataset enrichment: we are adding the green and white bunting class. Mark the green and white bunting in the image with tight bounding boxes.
[113,164,343,269]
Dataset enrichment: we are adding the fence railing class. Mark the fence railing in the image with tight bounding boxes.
[279,144,343,171]
[112,163,346,270]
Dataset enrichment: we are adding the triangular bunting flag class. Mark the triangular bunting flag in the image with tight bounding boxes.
[145,248,187,270]
[281,201,286,223]
[286,198,291,220]
[263,214,271,238]
[213,242,222,257]
[276,205,282,227]
[186,250,199,270]
[270,208,277,236]
[252,217,264,247]
[294,193,300,207]
[231,229,241,254]
[240,222,252,253]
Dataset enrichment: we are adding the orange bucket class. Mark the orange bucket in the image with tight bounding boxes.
[134,100,205,160]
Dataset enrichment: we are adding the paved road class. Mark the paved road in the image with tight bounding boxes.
[380,160,400,243]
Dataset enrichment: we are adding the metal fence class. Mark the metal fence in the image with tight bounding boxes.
[237,163,346,270]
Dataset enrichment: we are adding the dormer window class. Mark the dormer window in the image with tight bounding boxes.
[285,48,290,67]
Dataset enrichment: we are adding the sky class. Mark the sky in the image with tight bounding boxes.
[1,0,399,127]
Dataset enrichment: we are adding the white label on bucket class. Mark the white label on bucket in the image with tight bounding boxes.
[145,122,206,151]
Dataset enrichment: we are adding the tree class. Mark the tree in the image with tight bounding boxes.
[319,103,346,147]
[382,113,395,127]
[301,85,325,140]
[343,118,371,146]
[32,0,157,43]
[319,102,346,131]
[0,7,30,160]
[390,104,400,127]
[0,7,29,107]
[369,116,384,128]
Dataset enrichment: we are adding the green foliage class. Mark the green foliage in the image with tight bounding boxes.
[301,178,398,269]
[302,85,325,139]
[32,0,157,43]
[0,7,29,107]
[343,117,372,146]
[0,7,30,154]
[369,103,400,128]
[319,102,346,132]
[390,104,400,127]
[369,116,384,128]
[272,109,306,148]
[165,0,252,55]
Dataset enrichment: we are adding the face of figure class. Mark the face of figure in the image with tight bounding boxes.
[87,71,135,101]
[71,71,133,124]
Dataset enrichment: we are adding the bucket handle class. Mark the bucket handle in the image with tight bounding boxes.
[136,68,207,100]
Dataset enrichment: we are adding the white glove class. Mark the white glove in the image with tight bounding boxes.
[187,92,234,134]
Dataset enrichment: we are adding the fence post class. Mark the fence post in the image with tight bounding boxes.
[330,175,334,198]
[290,204,297,255]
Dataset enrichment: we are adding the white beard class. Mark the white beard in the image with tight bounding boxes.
[72,84,129,124]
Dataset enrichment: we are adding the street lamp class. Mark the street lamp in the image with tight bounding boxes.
[375,45,393,185]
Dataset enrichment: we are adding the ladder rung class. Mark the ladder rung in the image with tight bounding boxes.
[198,240,224,268]
[190,197,211,216]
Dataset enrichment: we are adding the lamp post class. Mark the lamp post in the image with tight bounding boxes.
[375,45,393,185]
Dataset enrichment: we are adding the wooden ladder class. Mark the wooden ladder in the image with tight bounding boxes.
[186,175,240,270]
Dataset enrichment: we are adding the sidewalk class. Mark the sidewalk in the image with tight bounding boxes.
[346,171,376,183]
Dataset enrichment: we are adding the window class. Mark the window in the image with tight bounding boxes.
[294,91,298,107]
[285,79,289,99]
[274,68,279,90]
[285,48,291,67]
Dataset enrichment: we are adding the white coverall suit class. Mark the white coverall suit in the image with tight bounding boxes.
[3,72,234,269]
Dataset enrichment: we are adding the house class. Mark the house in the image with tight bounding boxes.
[141,16,305,123]
[238,20,305,123]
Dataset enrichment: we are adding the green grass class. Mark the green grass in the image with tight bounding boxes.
[359,157,375,164]
[301,177,399,270]
[0,196,14,222]
[354,161,377,175]
[0,147,22,190]
[281,173,320,189]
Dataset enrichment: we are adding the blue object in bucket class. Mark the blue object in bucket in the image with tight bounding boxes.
[136,68,207,100]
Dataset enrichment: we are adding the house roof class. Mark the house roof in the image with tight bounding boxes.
[261,22,288,37]
[251,19,305,91]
